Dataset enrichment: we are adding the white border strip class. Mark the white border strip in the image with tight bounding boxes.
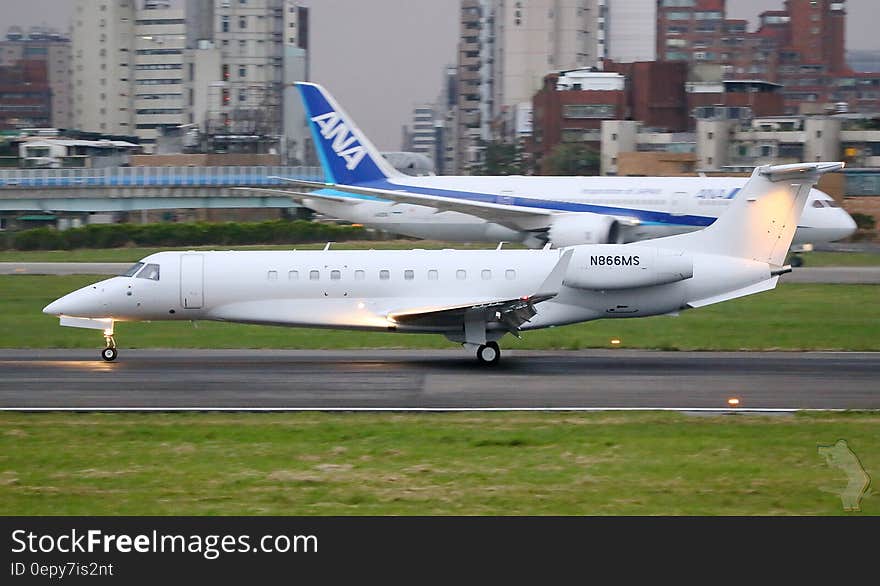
[0,407,864,412]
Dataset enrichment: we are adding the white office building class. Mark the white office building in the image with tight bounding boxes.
[72,0,137,136]
[133,2,186,148]
[492,0,607,112]
[605,0,656,63]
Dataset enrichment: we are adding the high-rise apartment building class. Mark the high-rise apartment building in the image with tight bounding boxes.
[71,0,308,154]
[492,0,606,112]
[655,0,879,115]
[133,1,186,148]
[184,0,309,157]
[604,0,656,63]
[72,0,136,136]
[0,27,72,128]
[455,0,487,173]
[406,105,437,159]
[0,60,52,130]
[452,0,608,173]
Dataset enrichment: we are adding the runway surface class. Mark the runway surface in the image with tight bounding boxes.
[0,349,876,410]
[2,262,880,283]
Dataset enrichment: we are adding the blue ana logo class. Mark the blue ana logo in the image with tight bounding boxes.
[695,188,740,200]
[310,111,367,171]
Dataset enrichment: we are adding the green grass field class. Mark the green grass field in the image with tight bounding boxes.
[0,244,877,266]
[0,411,875,515]
[2,275,878,350]
[803,251,880,267]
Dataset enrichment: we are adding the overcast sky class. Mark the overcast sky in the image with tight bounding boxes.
[1,0,877,149]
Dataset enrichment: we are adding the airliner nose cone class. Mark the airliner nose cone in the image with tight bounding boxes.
[841,213,858,239]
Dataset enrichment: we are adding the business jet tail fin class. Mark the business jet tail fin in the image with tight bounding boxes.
[658,162,844,266]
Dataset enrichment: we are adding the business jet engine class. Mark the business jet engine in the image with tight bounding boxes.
[546,212,625,247]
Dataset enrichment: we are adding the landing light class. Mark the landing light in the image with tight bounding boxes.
[727,397,741,408]
[610,338,621,346]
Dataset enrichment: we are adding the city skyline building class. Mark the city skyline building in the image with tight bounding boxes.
[0,26,72,129]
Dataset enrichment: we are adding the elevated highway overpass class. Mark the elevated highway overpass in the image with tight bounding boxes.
[0,166,324,213]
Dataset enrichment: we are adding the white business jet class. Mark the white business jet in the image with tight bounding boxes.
[44,161,842,364]
[251,83,855,257]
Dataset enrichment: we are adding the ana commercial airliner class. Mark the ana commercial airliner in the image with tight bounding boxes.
[45,161,842,364]
[250,83,856,255]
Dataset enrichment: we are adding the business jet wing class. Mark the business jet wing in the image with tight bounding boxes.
[270,178,554,231]
[387,250,572,331]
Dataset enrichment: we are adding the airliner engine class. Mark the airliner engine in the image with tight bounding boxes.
[547,213,624,246]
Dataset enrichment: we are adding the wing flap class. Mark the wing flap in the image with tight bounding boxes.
[388,249,573,330]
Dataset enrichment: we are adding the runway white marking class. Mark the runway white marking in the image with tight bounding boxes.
[0,407,864,412]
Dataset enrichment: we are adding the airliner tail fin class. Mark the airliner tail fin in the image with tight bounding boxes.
[295,82,400,185]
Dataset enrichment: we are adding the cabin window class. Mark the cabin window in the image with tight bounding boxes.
[428,269,438,281]
[355,270,365,281]
[481,269,492,280]
[404,269,414,281]
[267,270,278,281]
[330,270,341,281]
[379,270,390,281]
[505,269,516,280]
[309,270,320,281]
[288,270,299,280]
[456,269,467,280]
[136,263,160,281]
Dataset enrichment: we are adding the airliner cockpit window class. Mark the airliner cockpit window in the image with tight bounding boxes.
[812,200,825,208]
[136,263,161,281]
[122,262,144,277]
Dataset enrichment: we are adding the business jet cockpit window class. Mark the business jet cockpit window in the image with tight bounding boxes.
[136,263,161,281]
[122,262,145,277]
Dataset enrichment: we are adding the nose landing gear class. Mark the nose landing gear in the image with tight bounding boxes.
[102,333,118,362]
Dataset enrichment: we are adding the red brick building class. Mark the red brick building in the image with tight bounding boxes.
[686,79,786,129]
[529,71,629,172]
[0,60,51,129]
[607,60,690,132]
[656,0,880,115]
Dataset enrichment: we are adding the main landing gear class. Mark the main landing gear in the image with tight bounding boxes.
[476,341,501,366]
[102,333,118,362]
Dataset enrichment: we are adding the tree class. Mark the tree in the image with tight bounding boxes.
[541,143,600,176]
[475,141,526,176]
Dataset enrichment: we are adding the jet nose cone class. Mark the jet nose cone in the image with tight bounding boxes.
[43,298,64,315]
[42,287,103,317]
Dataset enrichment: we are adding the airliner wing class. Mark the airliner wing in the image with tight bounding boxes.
[270,178,553,230]
[232,187,355,204]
